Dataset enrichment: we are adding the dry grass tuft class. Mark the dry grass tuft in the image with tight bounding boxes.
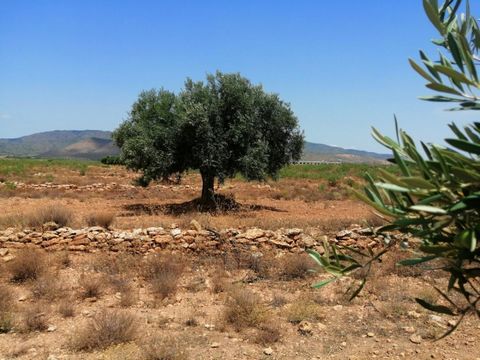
[85,211,115,228]
[185,276,207,293]
[0,213,25,229]
[286,297,323,324]
[270,293,287,308]
[8,249,47,283]
[143,254,184,301]
[0,285,14,333]
[70,310,138,351]
[279,253,316,280]
[55,251,71,268]
[91,253,139,276]
[22,304,48,332]
[244,252,272,279]
[110,276,138,307]
[185,317,198,327]
[222,287,269,331]
[142,336,188,360]
[58,299,75,318]
[254,324,282,345]
[210,267,229,294]
[32,274,63,300]
[26,204,74,228]
[6,344,29,358]
[78,273,105,299]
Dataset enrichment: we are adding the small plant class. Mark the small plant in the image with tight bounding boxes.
[32,273,63,300]
[326,174,340,187]
[8,249,46,283]
[244,252,271,279]
[22,304,48,332]
[55,251,71,268]
[85,211,115,228]
[286,297,323,324]
[143,254,183,301]
[58,299,75,318]
[222,287,269,331]
[110,276,137,307]
[70,310,138,351]
[100,155,124,165]
[78,273,104,299]
[254,324,282,345]
[77,163,88,176]
[142,336,188,360]
[91,253,139,276]
[0,285,14,333]
[26,204,74,228]
[211,269,228,294]
[185,317,198,327]
[280,253,316,280]
[4,181,16,190]
[270,293,287,308]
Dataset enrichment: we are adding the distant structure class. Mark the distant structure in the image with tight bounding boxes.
[293,160,341,165]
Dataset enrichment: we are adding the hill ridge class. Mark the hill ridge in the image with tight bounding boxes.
[0,130,388,163]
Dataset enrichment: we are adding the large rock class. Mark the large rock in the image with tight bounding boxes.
[43,222,59,231]
[190,219,202,232]
[242,228,265,240]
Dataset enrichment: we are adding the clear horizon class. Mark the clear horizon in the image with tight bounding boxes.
[1,1,478,152]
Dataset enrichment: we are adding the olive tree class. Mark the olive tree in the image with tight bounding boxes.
[308,0,480,333]
[114,72,304,207]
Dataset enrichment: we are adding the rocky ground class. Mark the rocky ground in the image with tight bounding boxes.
[0,163,478,359]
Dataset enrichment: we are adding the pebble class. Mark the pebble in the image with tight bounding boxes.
[298,320,313,335]
[409,334,422,344]
[403,326,415,334]
[210,342,220,348]
[263,347,273,355]
[47,325,57,332]
[367,332,375,337]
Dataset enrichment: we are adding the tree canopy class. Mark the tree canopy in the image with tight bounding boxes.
[114,72,304,207]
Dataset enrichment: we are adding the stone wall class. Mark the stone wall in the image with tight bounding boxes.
[0,221,396,256]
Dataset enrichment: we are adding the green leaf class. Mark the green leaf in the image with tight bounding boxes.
[419,95,464,102]
[312,277,337,289]
[426,82,463,96]
[409,59,437,83]
[446,138,480,154]
[410,205,447,214]
[400,177,435,189]
[420,244,454,255]
[349,278,366,301]
[306,249,329,268]
[447,32,465,72]
[415,298,455,315]
[374,182,410,193]
[423,0,445,34]
[454,229,477,252]
[398,255,437,266]
[434,64,475,85]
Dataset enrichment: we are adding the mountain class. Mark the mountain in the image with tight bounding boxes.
[0,130,388,163]
[303,142,389,164]
[0,130,118,160]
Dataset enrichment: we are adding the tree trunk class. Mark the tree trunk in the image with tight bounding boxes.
[200,170,215,206]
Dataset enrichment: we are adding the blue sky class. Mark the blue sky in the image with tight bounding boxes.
[0,1,476,152]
